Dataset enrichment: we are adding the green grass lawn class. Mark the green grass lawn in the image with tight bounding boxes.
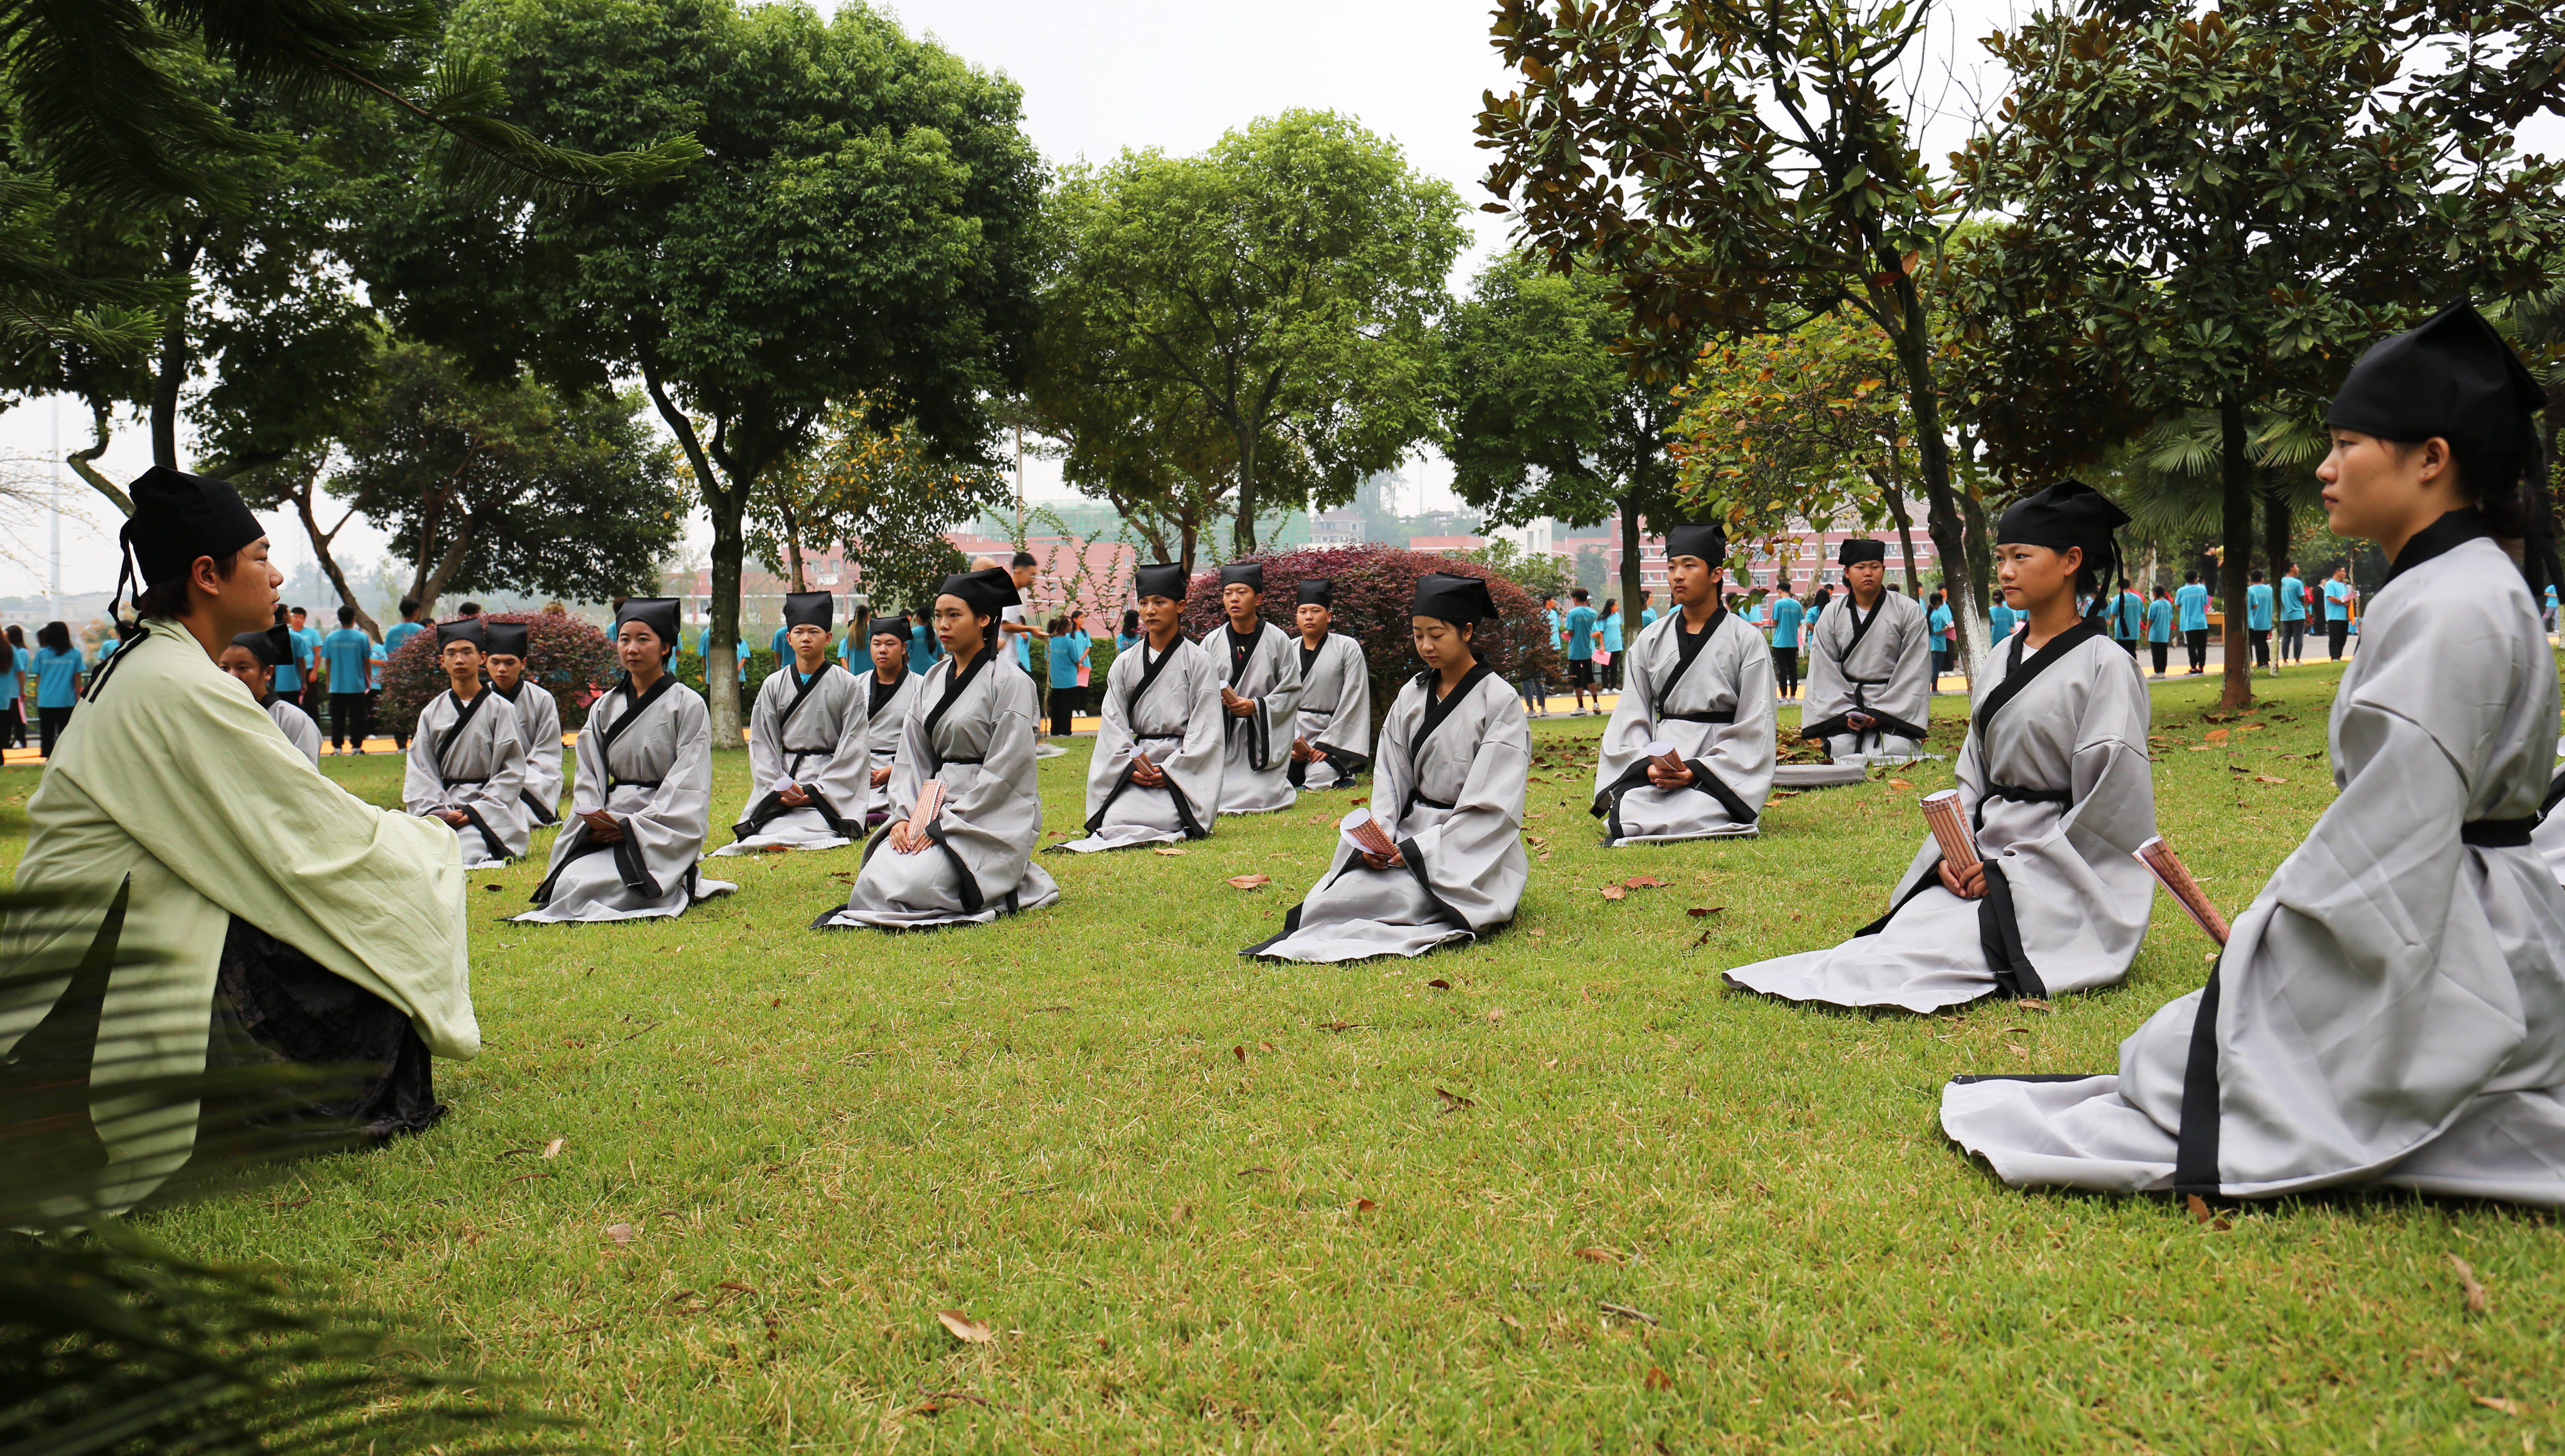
[8,659,2557,1452]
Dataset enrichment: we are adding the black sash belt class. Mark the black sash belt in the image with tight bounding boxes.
[940,756,985,766]
[608,779,663,792]
[2462,817,2535,847]
[1399,790,1456,823]
[1975,781,2072,832]
[1661,709,1735,724]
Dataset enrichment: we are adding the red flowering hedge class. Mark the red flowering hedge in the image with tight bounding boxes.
[380,610,619,739]
[1179,545,1563,750]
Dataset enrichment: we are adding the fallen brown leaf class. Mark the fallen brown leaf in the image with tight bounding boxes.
[2474,1395,2523,1416]
[1152,846,1186,856]
[2185,1195,2213,1225]
[2254,775,2288,785]
[483,883,503,892]
[606,1223,636,1245]
[1576,1246,1622,1264]
[2205,728,2230,744]
[1485,1007,1505,1025]
[717,1281,756,1294]
[2016,998,2050,1012]
[1599,885,1628,901]
[1226,874,1272,889]
[1426,977,1453,989]
[1645,1366,1673,1391]
[2187,745,2217,752]
[1232,1045,1246,1063]
[2450,1254,2489,1313]
[1686,906,1725,918]
[1524,833,1549,848]
[1622,876,1668,889]
[1498,1313,1523,1330]
[1528,927,1547,938]
[1353,1197,1378,1214]
[1886,778,1916,791]
[936,1310,994,1345]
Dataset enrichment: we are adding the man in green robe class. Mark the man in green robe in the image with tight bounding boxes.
[0,467,475,1216]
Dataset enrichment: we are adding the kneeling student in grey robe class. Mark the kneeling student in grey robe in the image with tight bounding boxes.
[1286,578,1371,791]
[403,618,530,869]
[1591,522,1775,845]
[1056,562,1224,851]
[1800,538,1932,765]
[1247,572,1530,963]
[216,626,321,766]
[721,591,870,853]
[1727,482,2156,1014]
[818,567,1060,929]
[1943,304,2565,1206]
[516,598,736,923]
[1212,561,1303,815]
[485,622,562,826]
[858,616,924,827]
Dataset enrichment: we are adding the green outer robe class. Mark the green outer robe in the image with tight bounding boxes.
[0,618,476,1212]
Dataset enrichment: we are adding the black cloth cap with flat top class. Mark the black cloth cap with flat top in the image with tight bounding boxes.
[2326,300,2545,455]
[938,567,1021,618]
[1411,572,1496,625]
[782,591,833,631]
[1218,561,1265,592]
[436,618,487,650]
[123,466,265,587]
[867,616,910,644]
[229,628,289,667]
[1296,579,1334,607]
[483,621,529,659]
[1665,523,1726,566]
[1997,479,2131,557]
[1838,537,1887,565]
[614,597,682,655]
[1134,562,1188,602]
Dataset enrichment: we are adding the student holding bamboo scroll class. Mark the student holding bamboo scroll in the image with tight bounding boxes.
[816,567,1059,930]
[1723,480,2158,1013]
[1243,573,1529,963]
[1944,303,2565,1205]
[1589,522,1775,844]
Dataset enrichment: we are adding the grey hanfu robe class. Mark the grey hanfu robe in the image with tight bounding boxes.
[499,682,564,826]
[0,619,473,1214]
[1727,621,2156,1013]
[1802,589,1933,763]
[719,662,869,853]
[1942,525,2565,1204]
[860,668,924,824]
[515,676,737,923]
[1055,633,1225,852]
[817,649,1060,929]
[1216,619,1304,815]
[1246,667,1530,963]
[265,694,321,765]
[1288,632,1372,791]
[403,687,530,868]
[1591,609,1776,844]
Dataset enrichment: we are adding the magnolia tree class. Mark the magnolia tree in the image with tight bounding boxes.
[1177,545,1561,751]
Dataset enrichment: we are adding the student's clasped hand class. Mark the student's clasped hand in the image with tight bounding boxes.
[1646,758,1694,789]
[778,784,811,808]
[579,809,625,844]
[888,817,925,854]
[1939,859,1987,900]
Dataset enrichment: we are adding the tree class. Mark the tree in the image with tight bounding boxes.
[325,341,683,622]
[1438,251,1686,615]
[1019,336,1247,577]
[1950,0,2565,709]
[1480,0,1998,669]
[365,0,1044,746]
[746,400,1004,610]
[1040,110,1462,557]
[1669,310,1926,591]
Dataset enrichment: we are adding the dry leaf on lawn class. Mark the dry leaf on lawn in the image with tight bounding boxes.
[1686,906,1724,918]
[1645,1366,1673,1391]
[1599,885,1628,901]
[1171,1204,1192,1223]
[2254,775,2288,785]
[1529,926,1547,937]
[1575,1246,1622,1264]
[1886,778,1916,791]
[1226,874,1271,890]
[1232,1045,1246,1063]
[1427,977,1453,990]
[605,1223,636,1245]
[937,1310,994,1345]
[1623,876,1668,889]
[1152,846,1186,856]
[1353,1197,1378,1214]
[2205,728,2230,744]
[1486,1007,1505,1025]
[2474,1395,2523,1416]
[2450,1254,2489,1313]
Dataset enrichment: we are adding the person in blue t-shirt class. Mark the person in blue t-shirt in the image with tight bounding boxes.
[1767,589,1805,699]
[1114,607,1142,657]
[1563,588,1600,715]
[908,609,941,677]
[696,624,749,686]
[319,605,378,753]
[2137,585,2170,676]
[1638,591,1660,630]
[2108,586,2144,656]
[269,607,305,704]
[30,619,83,757]
[2174,570,2212,674]
[2321,565,2356,660]
[2275,561,2308,664]
[2243,568,2275,672]
[288,606,323,707]
[1926,591,1954,678]
[1988,592,2019,645]
[382,597,428,658]
[1044,615,1091,737]
[1598,599,1626,691]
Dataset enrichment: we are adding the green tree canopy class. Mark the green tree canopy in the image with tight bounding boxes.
[1038,110,1463,558]
[1437,249,1685,614]
[747,400,1005,610]
[363,0,1044,742]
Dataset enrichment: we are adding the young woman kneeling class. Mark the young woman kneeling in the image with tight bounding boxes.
[1723,480,2158,1013]
[1245,573,1529,963]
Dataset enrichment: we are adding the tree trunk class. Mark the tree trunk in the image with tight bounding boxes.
[641,362,746,750]
[1887,272,1992,675]
[2218,396,2256,712]
[289,465,382,638]
[1180,517,1198,580]
[1617,488,1644,623]
[784,511,807,593]
[1875,468,1922,595]
[414,522,476,617]
[2259,475,2292,586]
[66,401,131,513]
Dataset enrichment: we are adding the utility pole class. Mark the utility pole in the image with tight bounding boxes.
[48,396,61,618]
[1013,423,1026,540]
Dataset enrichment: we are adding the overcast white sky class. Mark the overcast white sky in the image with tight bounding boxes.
[2,0,2550,601]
